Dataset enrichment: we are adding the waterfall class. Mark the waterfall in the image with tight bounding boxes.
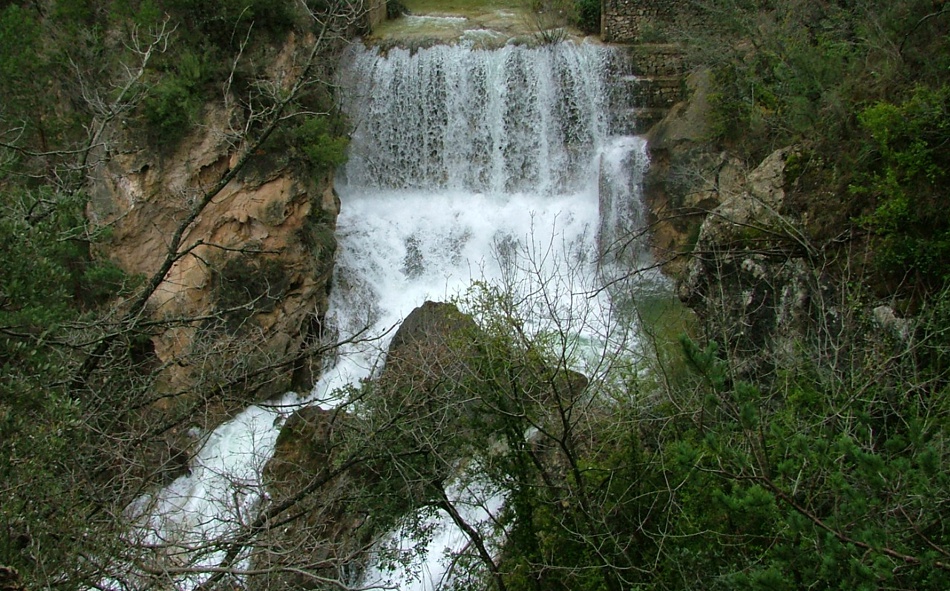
[124,40,653,591]
[329,40,651,591]
[338,43,609,195]
[329,41,648,354]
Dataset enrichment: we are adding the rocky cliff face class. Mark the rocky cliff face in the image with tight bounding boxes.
[86,35,340,459]
[676,146,834,376]
[643,71,836,376]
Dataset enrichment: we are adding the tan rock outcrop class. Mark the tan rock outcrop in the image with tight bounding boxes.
[87,61,340,443]
[677,146,829,377]
[642,68,727,278]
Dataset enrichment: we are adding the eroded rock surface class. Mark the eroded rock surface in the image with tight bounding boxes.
[92,123,338,387]
[676,146,833,376]
[86,35,340,474]
[641,70,837,375]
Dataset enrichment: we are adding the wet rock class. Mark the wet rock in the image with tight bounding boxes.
[255,407,373,591]
[643,69,726,278]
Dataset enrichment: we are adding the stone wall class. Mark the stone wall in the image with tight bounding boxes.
[602,0,695,43]
[365,0,387,31]
[606,44,686,135]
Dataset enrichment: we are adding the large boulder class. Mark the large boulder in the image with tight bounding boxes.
[679,146,828,376]
[256,301,591,589]
[253,302,486,590]
[253,406,374,591]
[380,300,588,432]
[378,301,483,415]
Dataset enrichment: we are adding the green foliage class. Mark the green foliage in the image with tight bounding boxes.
[52,0,99,29]
[141,50,210,143]
[857,85,950,290]
[688,1,945,150]
[632,322,950,590]
[683,0,950,295]
[243,112,349,181]
[572,0,599,34]
[292,115,350,176]
[0,189,128,326]
[141,74,200,139]
[162,0,297,46]
[0,186,134,579]
[421,267,950,591]
[0,4,48,137]
[121,0,164,29]
[117,0,314,145]
[0,5,41,88]
[701,7,860,160]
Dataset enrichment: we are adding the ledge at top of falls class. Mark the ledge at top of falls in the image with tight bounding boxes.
[364,7,598,51]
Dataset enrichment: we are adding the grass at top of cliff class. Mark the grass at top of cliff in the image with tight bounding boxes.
[402,0,530,17]
[398,0,600,36]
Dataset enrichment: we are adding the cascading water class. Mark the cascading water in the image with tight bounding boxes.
[338,43,606,195]
[329,41,649,355]
[125,39,655,591]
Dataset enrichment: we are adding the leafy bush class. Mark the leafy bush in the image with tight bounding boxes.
[687,1,947,152]
[292,115,350,175]
[52,0,100,29]
[0,5,40,84]
[573,0,600,34]
[141,76,201,140]
[140,50,209,143]
[163,0,297,46]
[0,189,130,326]
[0,5,46,129]
[857,85,950,291]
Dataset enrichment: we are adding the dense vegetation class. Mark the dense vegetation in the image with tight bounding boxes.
[682,0,950,298]
[444,278,950,591]
[458,1,950,589]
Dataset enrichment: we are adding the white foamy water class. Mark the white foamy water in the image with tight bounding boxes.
[360,471,506,591]
[121,40,651,591]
